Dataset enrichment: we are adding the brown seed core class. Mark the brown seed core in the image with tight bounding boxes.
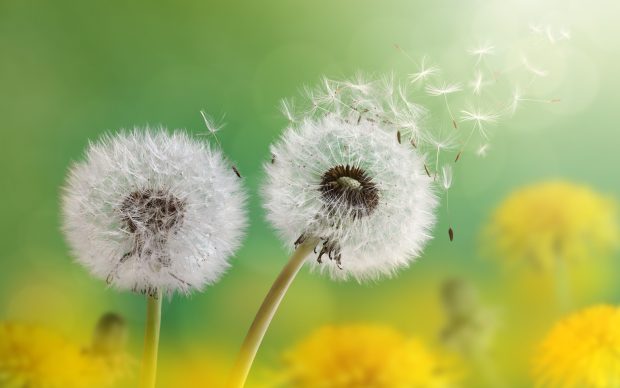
[120,189,185,234]
[319,164,379,218]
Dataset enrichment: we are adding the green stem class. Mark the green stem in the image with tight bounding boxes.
[227,238,318,388]
[139,290,162,388]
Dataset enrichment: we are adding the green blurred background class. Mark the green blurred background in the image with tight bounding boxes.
[1,0,619,386]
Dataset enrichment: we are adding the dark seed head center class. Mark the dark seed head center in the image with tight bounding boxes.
[319,164,379,218]
[120,189,185,234]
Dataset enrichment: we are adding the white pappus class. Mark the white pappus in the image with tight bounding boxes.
[61,128,247,295]
[263,114,438,282]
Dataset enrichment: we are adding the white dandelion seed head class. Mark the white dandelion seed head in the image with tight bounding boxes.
[62,128,248,295]
[263,115,438,282]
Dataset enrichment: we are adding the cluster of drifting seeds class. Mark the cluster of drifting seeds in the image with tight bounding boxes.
[274,26,568,249]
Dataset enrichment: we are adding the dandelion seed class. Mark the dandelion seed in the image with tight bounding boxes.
[509,87,522,114]
[280,98,296,122]
[470,70,485,95]
[426,82,462,128]
[476,143,490,157]
[426,82,462,96]
[559,28,571,41]
[200,110,225,134]
[522,56,548,77]
[409,56,440,84]
[460,108,499,139]
[468,42,495,65]
[441,165,453,190]
[342,72,373,95]
[265,115,436,280]
[545,25,557,44]
[448,227,454,242]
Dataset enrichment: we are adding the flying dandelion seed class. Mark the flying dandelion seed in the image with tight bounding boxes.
[476,143,490,158]
[522,56,548,77]
[200,110,225,134]
[426,82,462,128]
[441,165,453,190]
[460,108,500,140]
[467,42,495,65]
[409,56,440,84]
[425,129,459,175]
[470,70,485,95]
[529,23,544,35]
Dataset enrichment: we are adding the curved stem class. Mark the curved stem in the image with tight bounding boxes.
[227,238,318,388]
[139,290,162,388]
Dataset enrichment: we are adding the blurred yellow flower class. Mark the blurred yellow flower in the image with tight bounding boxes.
[0,317,131,388]
[159,353,228,388]
[279,324,459,388]
[484,181,618,270]
[533,305,620,387]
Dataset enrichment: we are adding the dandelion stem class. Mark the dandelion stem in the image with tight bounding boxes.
[228,238,318,388]
[139,290,162,388]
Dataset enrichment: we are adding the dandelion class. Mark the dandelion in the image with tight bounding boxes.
[228,77,437,387]
[279,324,459,388]
[0,314,131,388]
[533,305,620,387]
[62,127,247,388]
[483,181,618,310]
[265,115,436,278]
